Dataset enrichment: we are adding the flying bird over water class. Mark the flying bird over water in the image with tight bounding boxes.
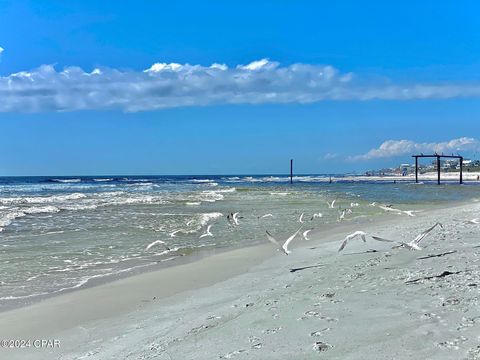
[145,240,170,252]
[299,213,305,223]
[379,205,416,217]
[338,231,367,252]
[327,200,336,209]
[259,213,274,219]
[266,227,302,255]
[199,224,213,238]
[232,212,240,225]
[169,230,182,237]
[310,212,323,220]
[466,218,479,224]
[303,228,314,240]
[372,223,443,250]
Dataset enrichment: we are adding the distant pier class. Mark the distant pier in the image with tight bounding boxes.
[412,153,463,184]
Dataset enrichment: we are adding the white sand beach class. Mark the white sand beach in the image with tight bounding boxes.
[1,201,480,360]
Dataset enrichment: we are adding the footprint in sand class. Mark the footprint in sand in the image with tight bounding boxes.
[219,349,246,359]
[262,327,282,335]
[313,341,333,352]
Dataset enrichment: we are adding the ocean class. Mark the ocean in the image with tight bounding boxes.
[0,175,478,309]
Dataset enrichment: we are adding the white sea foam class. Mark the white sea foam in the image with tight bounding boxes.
[191,179,215,183]
[269,192,291,196]
[93,178,114,182]
[24,205,60,214]
[0,211,26,231]
[0,193,86,205]
[186,202,201,206]
[199,212,223,226]
[51,178,82,183]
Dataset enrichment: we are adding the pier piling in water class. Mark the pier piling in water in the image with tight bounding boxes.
[412,154,464,185]
[290,159,293,184]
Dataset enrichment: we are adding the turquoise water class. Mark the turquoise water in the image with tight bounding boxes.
[0,175,478,308]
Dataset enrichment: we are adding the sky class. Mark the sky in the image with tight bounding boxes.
[0,0,479,175]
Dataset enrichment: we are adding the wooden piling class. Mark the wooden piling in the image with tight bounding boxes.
[290,159,293,184]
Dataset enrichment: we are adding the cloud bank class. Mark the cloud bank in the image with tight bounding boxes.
[1,59,480,112]
[349,137,480,161]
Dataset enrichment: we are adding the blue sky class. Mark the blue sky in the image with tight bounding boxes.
[0,0,479,175]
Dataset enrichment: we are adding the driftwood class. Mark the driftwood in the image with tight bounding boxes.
[416,250,457,260]
[405,270,464,284]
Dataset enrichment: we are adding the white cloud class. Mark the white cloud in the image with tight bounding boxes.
[349,137,480,161]
[1,59,480,112]
[323,153,338,160]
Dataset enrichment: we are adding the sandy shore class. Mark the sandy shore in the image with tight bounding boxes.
[1,202,480,360]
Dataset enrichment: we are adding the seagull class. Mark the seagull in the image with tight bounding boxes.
[338,231,367,252]
[372,223,443,250]
[379,205,416,217]
[169,230,182,237]
[369,202,377,207]
[199,224,213,238]
[327,200,336,209]
[303,228,314,240]
[339,209,346,221]
[232,212,240,225]
[310,213,323,220]
[145,240,171,252]
[259,213,274,219]
[350,202,359,207]
[466,218,479,224]
[299,213,305,223]
[266,227,302,255]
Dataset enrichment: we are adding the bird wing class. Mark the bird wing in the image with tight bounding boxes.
[299,213,304,223]
[206,224,212,232]
[303,229,313,240]
[145,240,165,251]
[413,223,440,245]
[332,200,336,207]
[282,227,302,252]
[338,238,348,252]
[266,230,281,248]
[233,212,239,225]
[372,236,396,243]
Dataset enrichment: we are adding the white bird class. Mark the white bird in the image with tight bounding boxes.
[466,218,479,224]
[303,228,313,240]
[145,240,170,252]
[169,230,182,237]
[232,212,240,225]
[199,224,213,238]
[379,205,416,217]
[266,227,302,255]
[372,223,443,251]
[350,202,359,207]
[338,231,367,252]
[310,212,323,220]
[339,209,346,221]
[327,200,336,209]
[299,213,305,223]
[369,202,377,207]
[259,213,273,219]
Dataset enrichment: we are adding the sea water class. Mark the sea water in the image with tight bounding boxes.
[0,175,478,308]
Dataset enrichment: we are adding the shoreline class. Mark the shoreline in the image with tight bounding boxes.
[1,200,479,359]
[0,202,416,313]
